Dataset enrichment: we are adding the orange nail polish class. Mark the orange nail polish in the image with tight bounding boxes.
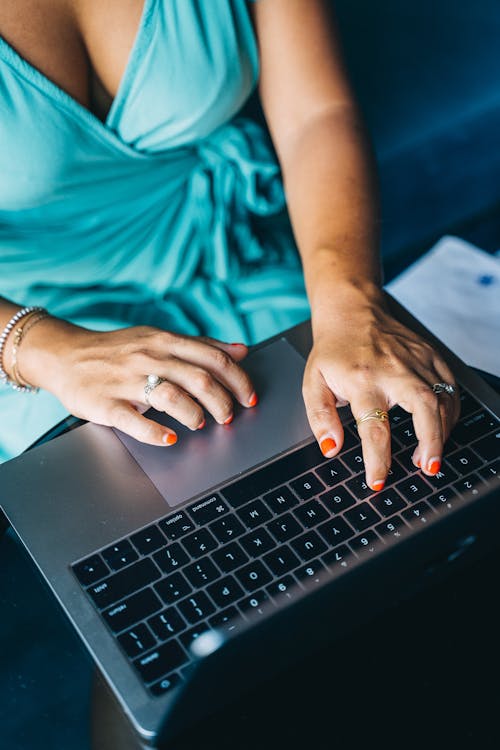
[248,392,258,407]
[163,433,177,446]
[197,419,206,430]
[320,437,337,456]
[428,459,441,475]
[416,460,421,468]
[371,479,385,491]
[223,414,234,425]
[230,342,246,347]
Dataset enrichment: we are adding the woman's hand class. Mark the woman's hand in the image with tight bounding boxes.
[18,318,256,446]
[303,292,461,491]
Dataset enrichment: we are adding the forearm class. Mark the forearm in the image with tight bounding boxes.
[278,106,384,326]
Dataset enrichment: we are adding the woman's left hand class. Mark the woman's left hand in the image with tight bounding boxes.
[303,292,461,492]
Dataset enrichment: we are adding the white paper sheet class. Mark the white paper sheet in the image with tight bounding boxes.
[385,235,500,377]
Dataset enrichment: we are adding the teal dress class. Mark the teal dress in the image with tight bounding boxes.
[0,0,309,462]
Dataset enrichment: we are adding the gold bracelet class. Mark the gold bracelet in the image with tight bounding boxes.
[10,310,50,391]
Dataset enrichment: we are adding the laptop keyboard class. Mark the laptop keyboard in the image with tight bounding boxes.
[71,389,499,697]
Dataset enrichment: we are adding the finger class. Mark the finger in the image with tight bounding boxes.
[302,366,345,458]
[153,358,235,425]
[349,392,392,491]
[110,402,177,446]
[147,380,205,431]
[395,377,445,477]
[167,337,256,408]
[411,363,459,470]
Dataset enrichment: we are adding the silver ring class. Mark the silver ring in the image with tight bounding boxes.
[432,382,455,395]
[144,374,166,405]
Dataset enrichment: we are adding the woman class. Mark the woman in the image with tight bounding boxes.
[0,0,460,489]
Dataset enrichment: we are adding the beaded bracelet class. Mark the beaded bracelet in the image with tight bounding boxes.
[0,306,47,392]
[11,310,50,391]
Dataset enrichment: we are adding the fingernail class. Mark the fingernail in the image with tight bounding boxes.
[223,414,234,425]
[248,392,258,408]
[162,432,177,446]
[371,479,385,491]
[230,342,246,347]
[197,419,206,430]
[416,460,421,468]
[427,457,441,474]
[320,437,337,457]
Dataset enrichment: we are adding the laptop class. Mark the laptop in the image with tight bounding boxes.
[0,290,499,746]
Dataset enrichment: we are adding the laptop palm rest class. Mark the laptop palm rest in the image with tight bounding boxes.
[115,338,313,509]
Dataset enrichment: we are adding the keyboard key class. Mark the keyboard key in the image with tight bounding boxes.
[458,391,482,418]
[87,558,162,609]
[118,624,156,658]
[341,447,366,474]
[317,517,355,547]
[181,529,218,558]
[222,441,325,507]
[267,575,302,603]
[103,588,162,633]
[478,460,500,486]
[428,487,461,513]
[452,410,499,444]
[375,515,409,541]
[316,459,351,486]
[180,624,211,651]
[154,572,192,605]
[293,499,329,528]
[209,606,243,635]
[149,673,181,697]
[263,485,299,514]
[267,513,303,543]
[401,500,434,527]
[370,489,407,517]
[102,540,139,571]
[235,561,272,592]
[345,475,374,501]
[212,541,249,573]
[209,514,245,543]
[452,473,485,499]
[423,461,458,489]
[207,575,244,608]
[338,425,359,452]
[148,608,186,639]
[134,641,187,685]
[73,554,109,587]
[130,525,166,556]
[446,448,483,475]
[263,545,301,576]
[177,593,215,624]
[153,543,190,574]
[236,499,272,529]
[159,512,196,540]
[392,421,418,447]
[388,405,411,428]
[384,460,408,487]
[344,502,381,532]
[186,493,229,524]
[295,559,328,589]
[184,558,220,587]
[290,530,327,562]
[290,473,325,500]
[239,528,276,557]
[349,530,383,556]
[396,475,433,503]
[239,589,275,619]
[472,431,500,463]
[321,544,356,573]
[396,447,419,473]
[319,486,357,515]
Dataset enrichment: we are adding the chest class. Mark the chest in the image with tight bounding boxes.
[0,0,144,119]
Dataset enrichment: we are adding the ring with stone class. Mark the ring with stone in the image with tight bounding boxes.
[144,374,166,405]
[431,382,455,395]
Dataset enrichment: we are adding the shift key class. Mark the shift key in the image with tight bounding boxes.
[103,588,162,633]
[134,641,188,684]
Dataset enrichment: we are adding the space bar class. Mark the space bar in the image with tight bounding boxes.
[222,441,324,507]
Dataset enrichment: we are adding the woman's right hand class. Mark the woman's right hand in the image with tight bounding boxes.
[17,318,256,446]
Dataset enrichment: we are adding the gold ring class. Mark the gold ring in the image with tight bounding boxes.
[355,408,389,427]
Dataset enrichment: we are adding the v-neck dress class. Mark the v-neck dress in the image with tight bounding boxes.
[0,0,309,461]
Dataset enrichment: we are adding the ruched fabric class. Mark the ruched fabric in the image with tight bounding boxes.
[0,0,309,461]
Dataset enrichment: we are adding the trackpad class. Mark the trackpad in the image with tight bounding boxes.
[115,338,312,509]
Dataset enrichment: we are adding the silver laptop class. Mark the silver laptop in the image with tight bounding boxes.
[1,291,499,746]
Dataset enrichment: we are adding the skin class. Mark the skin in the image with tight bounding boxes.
[0,0,460,487]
